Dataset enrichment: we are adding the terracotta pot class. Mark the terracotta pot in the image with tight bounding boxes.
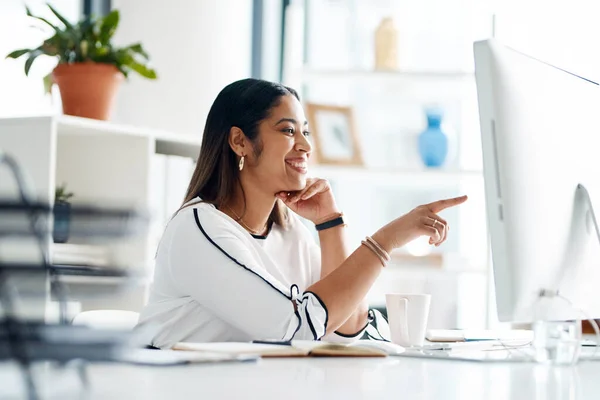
[52,63,124,120]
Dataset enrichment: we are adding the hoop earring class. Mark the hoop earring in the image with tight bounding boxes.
[238,155,245,171]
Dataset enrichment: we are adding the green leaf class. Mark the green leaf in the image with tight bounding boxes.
[127,59,157,79]
[47,3,74,30]
[95,46,110,57]
[80,40,89,58]
[41,37,60,56]
[126,43,149,59]
[24,49,43,76]
[114,49,157,80]
[6,49,31,59]
[118,66,129,79]
[26,5,61,32]
[78,15,95,38]
[43,73,54,94]
[99,10,119,44]
[55,183,74,202]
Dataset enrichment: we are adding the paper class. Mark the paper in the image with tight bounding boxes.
[118,349,258,366]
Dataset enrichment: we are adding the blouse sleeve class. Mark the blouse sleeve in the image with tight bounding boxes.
[294,214,370,343]
[166,207,329,342]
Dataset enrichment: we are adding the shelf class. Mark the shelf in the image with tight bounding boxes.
[57,115,202,159]
[310,165,482,186]
[301,68,474,84]
[51,243,111,267]
[58,115,159,138]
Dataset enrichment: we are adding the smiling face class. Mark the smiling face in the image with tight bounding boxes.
[242,94,312,194]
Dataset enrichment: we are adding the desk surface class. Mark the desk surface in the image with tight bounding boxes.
[2,356,599,399]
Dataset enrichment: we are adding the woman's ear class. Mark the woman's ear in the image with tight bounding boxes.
[228,126,247,157]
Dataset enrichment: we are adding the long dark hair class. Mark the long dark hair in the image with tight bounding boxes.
[181,78,300,227]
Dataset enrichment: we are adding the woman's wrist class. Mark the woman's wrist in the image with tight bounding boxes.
[314,211,345,231]
[371,227,395,254]
[312,209,343,225]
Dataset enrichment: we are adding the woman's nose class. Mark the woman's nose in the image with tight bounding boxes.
[295,132,312,153]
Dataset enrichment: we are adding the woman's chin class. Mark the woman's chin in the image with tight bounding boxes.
[282,178,307,193]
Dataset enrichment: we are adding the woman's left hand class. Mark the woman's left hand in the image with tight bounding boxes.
[276,178,340,224]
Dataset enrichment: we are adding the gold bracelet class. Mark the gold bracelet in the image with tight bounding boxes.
[361,240,387,267]
[362,239,388,265]
[365,236,390,262]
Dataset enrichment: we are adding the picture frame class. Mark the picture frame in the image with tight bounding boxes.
[305,103,363,166]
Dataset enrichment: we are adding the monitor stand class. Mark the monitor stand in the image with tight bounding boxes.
[533,183,600,365]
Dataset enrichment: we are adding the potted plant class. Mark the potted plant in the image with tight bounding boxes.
[6,4,157,120]
[53,183,74,243]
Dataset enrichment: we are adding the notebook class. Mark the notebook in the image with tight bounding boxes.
[172,340,398,358]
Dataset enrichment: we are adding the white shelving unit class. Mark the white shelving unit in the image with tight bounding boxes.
[301,69,474,88]
[280,0,490,329]
[311,165,482,187]
[58,115,201,159]
[293,69,477,106]
[0,115,202,313]
[303,69,474,79]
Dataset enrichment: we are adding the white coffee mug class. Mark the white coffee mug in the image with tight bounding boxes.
[385,293,431,347]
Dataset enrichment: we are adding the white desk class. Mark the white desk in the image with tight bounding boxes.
[2,356,599,399]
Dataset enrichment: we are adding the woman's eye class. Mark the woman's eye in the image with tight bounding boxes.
[283,128,294,135]
[303,131,311,137]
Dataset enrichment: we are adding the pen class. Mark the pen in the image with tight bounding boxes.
[252,340,292,346]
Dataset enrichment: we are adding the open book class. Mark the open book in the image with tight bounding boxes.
[172,340,405,358]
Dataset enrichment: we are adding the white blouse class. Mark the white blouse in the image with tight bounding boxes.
[138,200,367,348]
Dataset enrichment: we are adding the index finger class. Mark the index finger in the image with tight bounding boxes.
[426,195,468,213]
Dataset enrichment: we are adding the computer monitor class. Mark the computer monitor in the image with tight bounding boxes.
[473,39,600,324]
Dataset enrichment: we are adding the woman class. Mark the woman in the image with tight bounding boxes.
[139,78,467,348]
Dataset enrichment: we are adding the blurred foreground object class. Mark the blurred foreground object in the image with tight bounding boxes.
[0,149,153,400]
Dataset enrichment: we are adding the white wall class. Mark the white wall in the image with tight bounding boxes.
[493,0,600,82]
[111,0,253,135]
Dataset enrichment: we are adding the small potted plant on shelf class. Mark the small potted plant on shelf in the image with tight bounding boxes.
[5,3,157,120]
[53,183,74,243]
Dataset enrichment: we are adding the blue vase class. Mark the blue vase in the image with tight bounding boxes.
[418,109,448,168]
